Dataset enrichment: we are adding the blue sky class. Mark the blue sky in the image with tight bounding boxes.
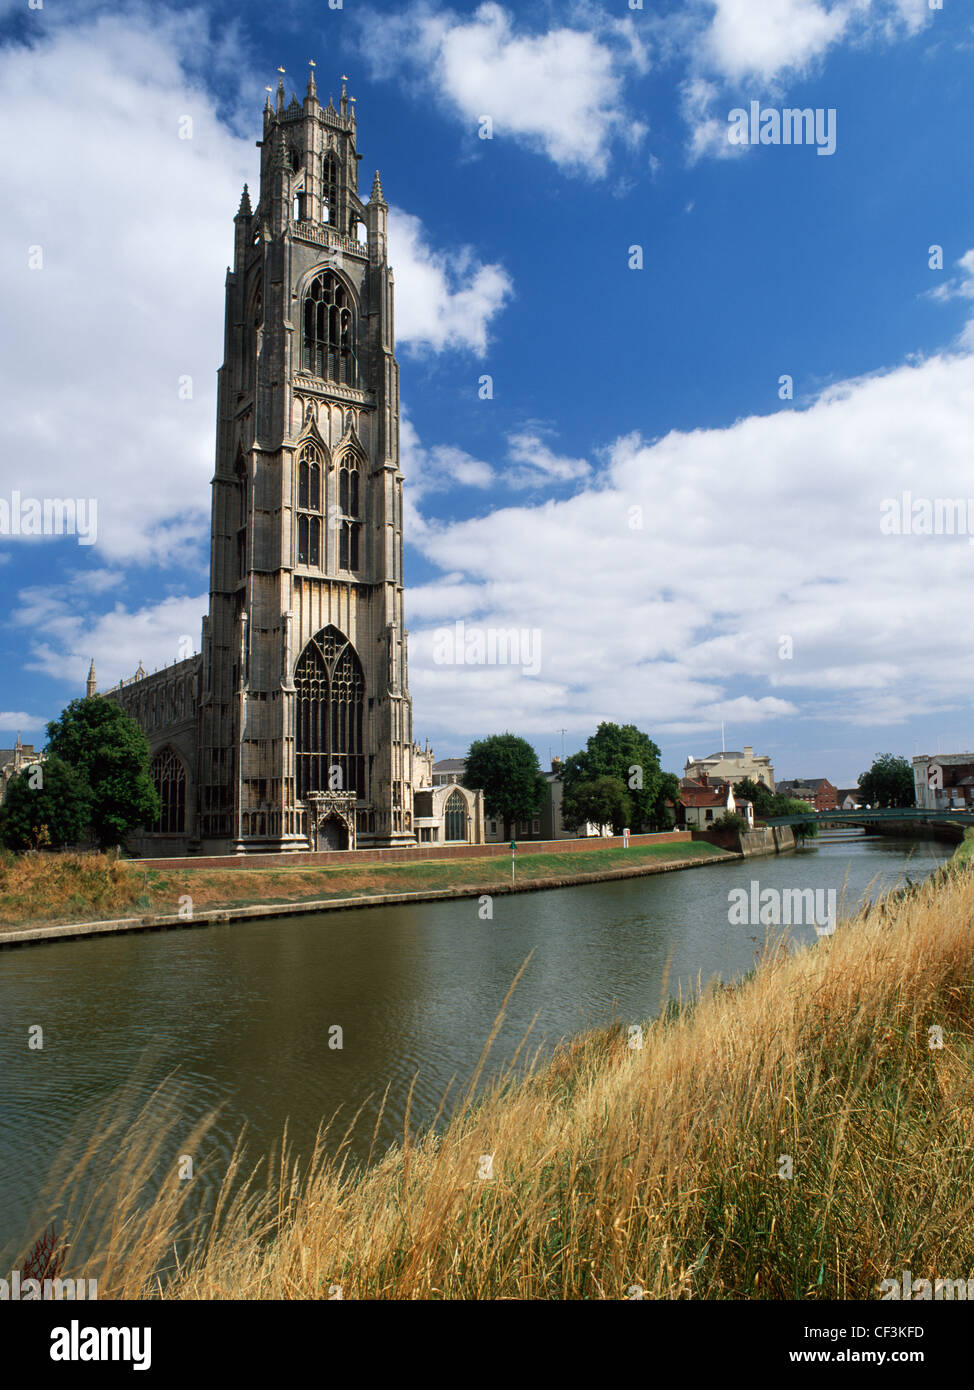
[2,0,974,786]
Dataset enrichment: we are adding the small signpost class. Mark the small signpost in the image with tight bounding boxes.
[623,827,630,848]
[510,839,517,885]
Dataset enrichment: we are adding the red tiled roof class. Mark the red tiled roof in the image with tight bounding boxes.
[680,787,731,808]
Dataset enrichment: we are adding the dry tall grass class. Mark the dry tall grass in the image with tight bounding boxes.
[31,857,974,1299]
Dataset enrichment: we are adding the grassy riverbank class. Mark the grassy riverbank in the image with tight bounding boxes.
[30,837,974,1299]
[0,840,727,931]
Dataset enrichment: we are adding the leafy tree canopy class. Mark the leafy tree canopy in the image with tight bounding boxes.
[0,755,91,852]
[563,775,633,835]
[46,697,160,849]
[561,722,667,832]
[733,777,775,819]
[771,797,820,838]
[464,733,547,836]
[858,754,915,810]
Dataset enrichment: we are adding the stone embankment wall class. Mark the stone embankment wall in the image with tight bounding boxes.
[691,826,795,856]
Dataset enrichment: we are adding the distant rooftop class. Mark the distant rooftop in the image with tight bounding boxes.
[913,753,974,765]
[433,758,467,772]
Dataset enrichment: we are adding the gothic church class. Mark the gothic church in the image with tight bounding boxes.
[95,73,484,855]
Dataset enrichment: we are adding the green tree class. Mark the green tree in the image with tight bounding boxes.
[651,771,682,831]
[770,797,819,839]
[561,722,667,832]
[858,754,915,809]
[0,756,91,852]
[45,697,160,849]
[464,733,547,839]
[563,775,633,834]
[733,776,775,819]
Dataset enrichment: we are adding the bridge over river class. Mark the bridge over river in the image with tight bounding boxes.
[765,808,974,827]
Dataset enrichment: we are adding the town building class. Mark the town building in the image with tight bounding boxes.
[683,746,774,790]
[436,758,608,841]
[836,787,863,810]
[775,778,839,812]
[678,781,747,829]
[91,75,483,855]
[432,758,467,788]
[912,753,974,811]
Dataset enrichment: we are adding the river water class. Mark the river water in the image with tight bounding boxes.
[0,832,951,1261]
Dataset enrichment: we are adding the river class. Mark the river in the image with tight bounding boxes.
[0,832,952,1262]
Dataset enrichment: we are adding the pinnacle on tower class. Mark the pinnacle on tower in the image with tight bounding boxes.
[306,60,317,99]
[274,124,289,169]
[370,169,386,205]
[276,72,286,113]
[237,183,252,217]
[86,658,97,698]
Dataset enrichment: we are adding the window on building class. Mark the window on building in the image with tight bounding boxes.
[337,455,362,572]
[444,790,467,842]
[294,626,366,801]
[303,272,355,384]
[322,154,339,224]
[339,519,360,571]
[489,820,497,836]
[531,819,540,834]
[151,748,186,834]
[297,515,320,566]
[297,443,322,566]
[298,449,321,511]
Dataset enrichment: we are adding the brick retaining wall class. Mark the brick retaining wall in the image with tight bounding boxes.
[136,830,692,872]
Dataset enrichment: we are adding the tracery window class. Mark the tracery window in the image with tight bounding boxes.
[444,790,467,842]
[296,443,322,566]
[338,454,361,571]
[294,626,365,801]
[303,273,355,384]
[151,748,186,834]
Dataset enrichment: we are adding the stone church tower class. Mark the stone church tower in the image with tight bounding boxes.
[199,70,419,852]
[100,73,484,856]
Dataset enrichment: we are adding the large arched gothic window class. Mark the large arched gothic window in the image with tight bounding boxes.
[338,453,362,571]
[303,273,355,384]
[444,790,467,842]
[294,626,366,801]
[151,748,186,834]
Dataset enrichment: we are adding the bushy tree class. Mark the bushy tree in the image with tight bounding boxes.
[465,733,547,839]
[45,697,159,849]
[0,756,91,852]
[563,775,632,834]
[858,754,915,809]
[772,797,819,838]
[733,776,775,819]
[561,722,668,832]
[652,772,682,831]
